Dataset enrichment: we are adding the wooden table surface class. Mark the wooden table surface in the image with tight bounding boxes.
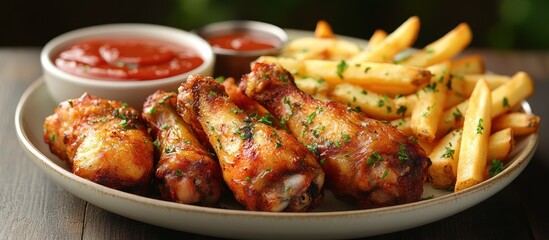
[1,48,547,240]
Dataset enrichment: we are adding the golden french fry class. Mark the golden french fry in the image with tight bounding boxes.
[295,76,329,98]
[351,16,420,63]
[450,74,510,97]
[444,90,467,109]
[303,59,431,96]
[330,83,405,120]
[428,129,462,189]
[451,55,485,75]
[280,37,362,60]
[492,113,541,136]
[487,128,515,161]
[410,61,451,142]
[403,23,472,67]
[438,71,535,137]
[418,140,434,156]
[391,117,412,136]
[455,79,491,192]
[315,20,335,38]
[365,29,387,51]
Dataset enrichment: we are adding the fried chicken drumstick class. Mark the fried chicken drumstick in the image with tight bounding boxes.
[177,75,325,212]
[240,62,431,208]
[43,93,154,193]
[142,91,223,206]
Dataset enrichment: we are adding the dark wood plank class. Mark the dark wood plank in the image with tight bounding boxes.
[0,48,87,239]
[82,204,217,240]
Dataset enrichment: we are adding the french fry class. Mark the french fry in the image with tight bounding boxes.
[487,128,515,161]
[303,59,431,95]
[444,90,467,109]
[391,117,412,136]
[314,20,335,38]
[438,71,535,137]
[365,29,387,51]
[351,16,420,63]
[403,23,472,67]
[330,83,404,120]
[450,74,510,97]
[492,113,541,136]
[428,129,462,189]
[455,79,491,192]
[410,61,451,142]
[280,37,362,60]
[451,55,485,75]
[295,76,329,99]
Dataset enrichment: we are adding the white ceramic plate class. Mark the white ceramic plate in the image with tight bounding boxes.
[15,31,539,239]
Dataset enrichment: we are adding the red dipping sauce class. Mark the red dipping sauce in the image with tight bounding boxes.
[54,38,203,81]
[207,32,278,51]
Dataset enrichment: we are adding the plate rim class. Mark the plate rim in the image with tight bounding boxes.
[14,43,539,239]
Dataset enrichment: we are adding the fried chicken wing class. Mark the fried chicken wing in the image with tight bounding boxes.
[43,93,154,193]
[240,62,430,208]
[142,91,223,206]
[177,75,325,212]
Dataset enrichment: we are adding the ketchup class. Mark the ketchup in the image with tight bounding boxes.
[54,38,203,81]
[207,32,277,51]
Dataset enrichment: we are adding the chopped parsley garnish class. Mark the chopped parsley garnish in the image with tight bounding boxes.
[165,146,175,154]
[175,170,183,177]
[258,115,273,125]
[49,133,55,142]
[120,119,129,128]
[161,124,170,129]
[381,169,388,179]
[424,82,438,92]
[476,118,484,135]
[279,73,288,83]
[397,143,410,163]
[245,176,252,182]
[441,142,455,159]
[153,139,160,148]
[231,108,244,114]
[215,76,226,83]
[452,108,463,120]
[364,66,371,73]
[489,160,504,177]
[503,97,509,108]
[208,91,217,96]
[396,106,407,117]
[336,60,348,79]
[366,151,383,165]
[320,158,326,165]
[341,133,351,143]
[306,144,319,155]
[408,136,418,144]
[148,107,157,114]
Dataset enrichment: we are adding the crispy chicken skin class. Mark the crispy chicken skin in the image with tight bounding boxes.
[177,75,325,212]
[142,91,223,206]
[240,62,431,208]
[43,93,154,193]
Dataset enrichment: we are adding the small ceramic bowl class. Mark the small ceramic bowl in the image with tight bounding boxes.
[41,23,215,109]
[194,20,287,79]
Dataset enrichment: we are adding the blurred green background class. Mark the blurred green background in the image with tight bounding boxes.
[1,0,548,49]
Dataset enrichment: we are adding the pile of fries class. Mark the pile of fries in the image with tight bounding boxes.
[259,17,540,192]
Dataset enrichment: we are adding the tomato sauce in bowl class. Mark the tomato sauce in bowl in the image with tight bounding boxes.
[207,32,278,51]
[54,38,203,81]
[194,21,287,78]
